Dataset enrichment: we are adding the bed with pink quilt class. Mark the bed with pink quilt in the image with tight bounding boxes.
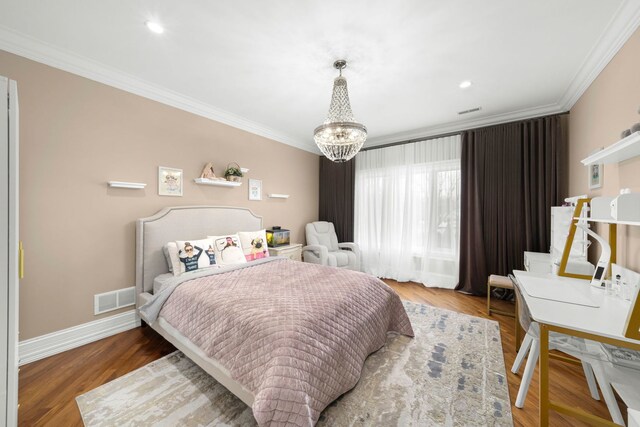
[136,206,413,426]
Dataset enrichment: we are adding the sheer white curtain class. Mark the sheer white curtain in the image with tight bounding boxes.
[354,135,461,288]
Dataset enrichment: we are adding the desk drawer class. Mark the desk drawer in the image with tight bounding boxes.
[524,251,552,273]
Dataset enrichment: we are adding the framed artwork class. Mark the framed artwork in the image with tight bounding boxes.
[158,166,183,196]
[588,163,603,190]
[248,179,262,201]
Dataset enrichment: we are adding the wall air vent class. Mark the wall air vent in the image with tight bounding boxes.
[458,107,482,115]
[94,286,136,315]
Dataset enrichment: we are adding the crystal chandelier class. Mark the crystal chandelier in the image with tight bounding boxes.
[314,60,367,162]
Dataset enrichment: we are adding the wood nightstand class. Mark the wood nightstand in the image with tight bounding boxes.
[268,243,302,261]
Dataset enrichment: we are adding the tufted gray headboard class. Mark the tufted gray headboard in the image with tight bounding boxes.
[135,206,263,299]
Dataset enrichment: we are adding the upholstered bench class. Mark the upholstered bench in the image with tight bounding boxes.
[487,274,515,317]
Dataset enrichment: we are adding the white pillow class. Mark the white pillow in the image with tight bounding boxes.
[237,230,270,262]
[174,238,216,274]
[208,234,246,265]
[163,244,174,272]
[165,242,181,275]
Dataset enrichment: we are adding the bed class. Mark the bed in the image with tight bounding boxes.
[135,206,413,426]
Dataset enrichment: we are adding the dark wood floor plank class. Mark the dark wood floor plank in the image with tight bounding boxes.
[19,282,620,426]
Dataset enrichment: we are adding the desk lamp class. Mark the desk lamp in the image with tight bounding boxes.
[575,223,611,288]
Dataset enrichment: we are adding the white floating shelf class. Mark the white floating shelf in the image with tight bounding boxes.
[194,178,242,187]
[573,217,640,227]
[108,181,147,189]
[581,131,640,165]
[268,194,290,199]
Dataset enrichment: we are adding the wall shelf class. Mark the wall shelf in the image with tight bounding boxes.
[574,217,640,227]
[107,181,146,189]
[194,178,242,187]
[581,131,640,165]
[268,194,290,199]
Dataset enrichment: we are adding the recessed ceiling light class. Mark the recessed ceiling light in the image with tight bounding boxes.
[145,21,164,34]
[459,80,472,89]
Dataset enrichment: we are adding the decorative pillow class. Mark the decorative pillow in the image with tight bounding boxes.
[238,230,270,262]
[174,238,216,274]
[163,244,174,272]
[164,242,182,274]
[208,234,246,265]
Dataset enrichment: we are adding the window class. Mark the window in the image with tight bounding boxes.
[354,135,461,288]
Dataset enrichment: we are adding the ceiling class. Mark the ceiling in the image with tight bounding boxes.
[1,1,639,153]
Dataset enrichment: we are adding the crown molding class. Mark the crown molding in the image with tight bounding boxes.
[1,0,639,154]
[366,102,564,147]
[0,25,319,154]
[558,0,640,110]
[367,0,640,148]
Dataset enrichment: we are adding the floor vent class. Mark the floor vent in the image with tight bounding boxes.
[458,106,482,115]
[94,287,136,315]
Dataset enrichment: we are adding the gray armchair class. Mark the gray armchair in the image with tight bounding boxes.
[302,221,361,271]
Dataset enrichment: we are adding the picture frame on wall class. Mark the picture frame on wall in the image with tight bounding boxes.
[158,166,183,196]
[588,163,603,190]
[248,179,262,201]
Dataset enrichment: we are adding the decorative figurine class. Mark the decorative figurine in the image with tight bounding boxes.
[200,162,217,180]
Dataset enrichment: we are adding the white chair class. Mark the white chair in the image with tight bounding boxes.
[575,342,640,426]
[302,221,361,271]
[510,276,624,425]
[511,323,602,406]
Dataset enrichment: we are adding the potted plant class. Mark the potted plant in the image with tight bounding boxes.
[224,163,244,182]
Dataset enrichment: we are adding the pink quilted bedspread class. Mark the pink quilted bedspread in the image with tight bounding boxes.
[159,259,414,426]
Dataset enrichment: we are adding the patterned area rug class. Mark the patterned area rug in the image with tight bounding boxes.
[76,302,513,426]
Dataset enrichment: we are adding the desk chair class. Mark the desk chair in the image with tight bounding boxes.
[510,280,602,410]
[568,342,640,426]
[487,275,515,317]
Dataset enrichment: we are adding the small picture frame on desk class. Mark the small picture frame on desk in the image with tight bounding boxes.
[248,179,262,201]
[158,166,183,196]
[589,163,603,190]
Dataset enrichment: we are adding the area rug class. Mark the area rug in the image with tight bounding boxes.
[76,302,513,426]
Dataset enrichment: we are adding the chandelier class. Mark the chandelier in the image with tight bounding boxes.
[314,60,367,162]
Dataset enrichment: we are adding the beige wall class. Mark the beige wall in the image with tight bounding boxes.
[569,28,640,271]
[0,50,319,340]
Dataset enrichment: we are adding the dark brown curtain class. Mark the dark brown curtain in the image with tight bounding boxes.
[455,114,568,295]
[318,157,356,242]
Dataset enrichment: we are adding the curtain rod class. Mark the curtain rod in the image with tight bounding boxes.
[361,111,570,152]
[361,130,462,151]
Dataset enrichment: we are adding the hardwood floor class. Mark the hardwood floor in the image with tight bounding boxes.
[19,326,176,426]
[18,282,621,426]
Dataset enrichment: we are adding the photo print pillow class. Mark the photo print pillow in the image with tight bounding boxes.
[238,230,270,262]
[208,234,246,265]
[174,238,216,274]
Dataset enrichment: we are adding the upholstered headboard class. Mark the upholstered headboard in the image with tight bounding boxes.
[135,206,263,297]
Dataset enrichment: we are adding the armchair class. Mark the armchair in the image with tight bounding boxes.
[302,222,361,271]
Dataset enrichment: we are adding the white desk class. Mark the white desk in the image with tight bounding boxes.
[514,270,637,344]
[512,270,640,426]
[630,408,640,427]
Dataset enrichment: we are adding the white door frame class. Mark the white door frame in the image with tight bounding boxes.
[8,78,19,427]
[1,76,19,426]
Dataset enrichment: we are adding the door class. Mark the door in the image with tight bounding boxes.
[1,76,19,426]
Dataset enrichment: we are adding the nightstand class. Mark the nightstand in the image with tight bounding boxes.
[268,243,302,261]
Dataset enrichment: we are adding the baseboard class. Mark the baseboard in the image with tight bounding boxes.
[18,310,141,366]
